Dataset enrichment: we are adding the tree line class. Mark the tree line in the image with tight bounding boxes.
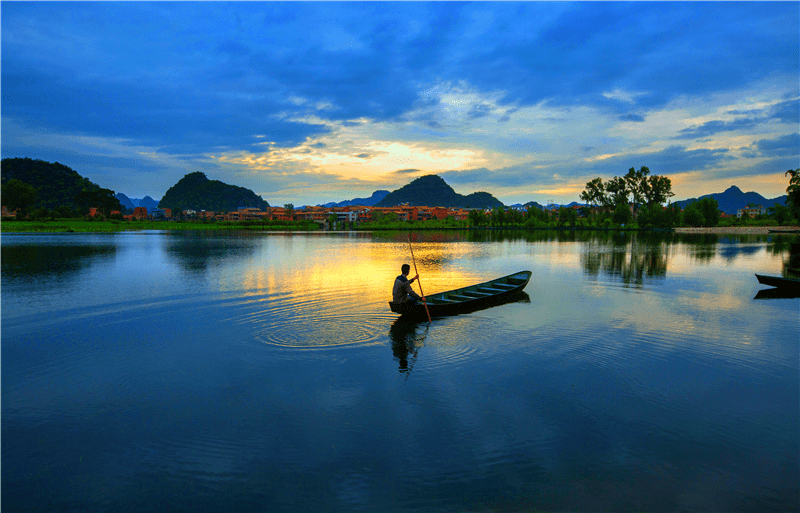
[465,167,800,229]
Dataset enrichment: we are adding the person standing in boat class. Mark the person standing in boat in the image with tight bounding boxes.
[393,264,426,304]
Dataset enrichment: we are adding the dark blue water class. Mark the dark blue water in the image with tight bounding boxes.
[2,230,798,512]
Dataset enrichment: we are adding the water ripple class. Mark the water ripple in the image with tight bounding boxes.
[226,289,395,349]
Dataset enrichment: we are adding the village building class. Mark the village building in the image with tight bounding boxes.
[737,205,767,218]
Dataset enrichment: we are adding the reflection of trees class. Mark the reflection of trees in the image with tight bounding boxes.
[1,243,116,281]
[163,231,260,273]
[765,236,800,278]
[675,234,718,262]
[581,232,669,286]
[785,242,800,278]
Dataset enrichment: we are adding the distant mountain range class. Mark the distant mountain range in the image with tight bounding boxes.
[672,186,787,215]
[318,190,390,207]
[4,157,790,216]
[374,175,504,208]
[115,193,160,213]
[317,178,790,214]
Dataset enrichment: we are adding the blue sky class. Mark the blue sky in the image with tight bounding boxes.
[2,2,798,206]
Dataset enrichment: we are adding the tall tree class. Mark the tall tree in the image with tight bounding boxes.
[786,169,800,219]
[696,197,720,227]
[644,174,674,207]
[683,203,704,227]
[580,177,609,210]
[97,188,122,217]
[581,167,674,224]
[468,209,485,227]
[624,166,650,218]
[2,179,37,217]
[605,176,629,207]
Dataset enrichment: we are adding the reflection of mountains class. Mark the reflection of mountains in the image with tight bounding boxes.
[1,243,116,282]
[163,232,260,272]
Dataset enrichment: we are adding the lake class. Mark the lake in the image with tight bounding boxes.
[2,230,798,512]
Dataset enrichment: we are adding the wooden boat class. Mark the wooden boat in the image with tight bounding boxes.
[389,271,532,317]
[755,274,800,292]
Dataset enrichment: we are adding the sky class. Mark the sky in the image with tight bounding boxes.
[2,2,798,207]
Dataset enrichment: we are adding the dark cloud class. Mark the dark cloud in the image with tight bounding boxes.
[676,118,759,139]
[619,114,645,122]
[769,99,800,124]
[460,3,798,114]
[676,98,799,140]
[5,2,796,146]
[467,104,493,120]
[753,133,800,158]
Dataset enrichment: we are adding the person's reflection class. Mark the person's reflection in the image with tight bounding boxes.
[389,318,423,374]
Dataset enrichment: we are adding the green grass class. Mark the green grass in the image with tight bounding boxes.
[1,219,321,233]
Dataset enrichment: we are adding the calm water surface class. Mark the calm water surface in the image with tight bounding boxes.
[2,230,798,512]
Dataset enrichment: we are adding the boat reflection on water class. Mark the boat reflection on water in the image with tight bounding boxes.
[388,291,531,374]
[755,242,800,300]
[754,287,800,300]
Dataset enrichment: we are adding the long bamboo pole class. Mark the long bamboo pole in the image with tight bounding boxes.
[408,234,432,324]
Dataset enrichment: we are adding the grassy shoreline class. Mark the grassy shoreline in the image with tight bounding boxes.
[3,219,799,235]
[673,225,800,235]
[0,219,321,233]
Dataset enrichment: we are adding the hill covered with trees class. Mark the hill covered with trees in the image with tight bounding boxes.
[375,174,503,208]
[158,172,269,212]
[1,157,120,216]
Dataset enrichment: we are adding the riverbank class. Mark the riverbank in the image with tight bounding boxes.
[0,219,320,233]
[674,226,800,235]
[3,219,799,235]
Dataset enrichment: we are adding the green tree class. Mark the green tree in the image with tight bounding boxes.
[2,179,37,217]
[613,201,632,225]
[468,209,484,227]
[605,176,629,207]
[624,166,649,219]
[284,203,294,220]
[580,168,673,222]
[786,169,800,220]
[490,207,506,226]
[771,203,793,225]
[644,174,674,207]
[74,187,121,216]
[580,177,609,211]
[696,197,720,227]
[97,188,122,217]
[664,203,681,227]
[683,203,704,227]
